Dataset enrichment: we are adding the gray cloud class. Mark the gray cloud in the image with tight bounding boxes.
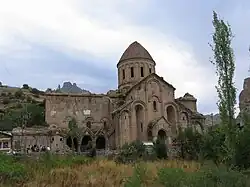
[1,0,250,115]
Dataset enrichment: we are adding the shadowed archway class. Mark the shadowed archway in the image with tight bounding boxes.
[81,135,92,151]
[96,136,106,149]
[66,137,72,148]
[73,137,78,152]
[158,129,166,140]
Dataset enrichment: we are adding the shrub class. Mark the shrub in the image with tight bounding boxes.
[1,92,6,97]
[31,88,40,95]
[22,84,29,89]
[14,89,24,99]
[115,140,146,164]
[157,166,249,187]
[2,98,10,104]
[154,139,168,159]
[177,127,203,160]
[26,96,32,103]
[15,103,23,108]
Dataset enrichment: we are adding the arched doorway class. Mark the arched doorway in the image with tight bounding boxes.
[135,104,144,140]
[81,135,92,151]
[96,136,106,149]
[158,129,166,140]
[66,137,72,148]
[73,137,78,152]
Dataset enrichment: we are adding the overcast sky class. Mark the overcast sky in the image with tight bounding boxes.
[0,0,249,115]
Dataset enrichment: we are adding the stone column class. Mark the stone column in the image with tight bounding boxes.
[131,109,137,142]
[77,139,81,153]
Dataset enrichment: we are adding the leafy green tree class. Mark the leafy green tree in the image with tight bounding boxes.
[154,138,168,159]
[201,126,226,166]
[210,11,237,165]
[0,103,46,131]
[25,104,46,127]
[177,127,203,160]
[67,117,80,153]
[115,140,146,164]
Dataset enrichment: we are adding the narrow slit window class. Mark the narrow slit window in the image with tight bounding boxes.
[149,68,152,73]
[153,101,157,111]
[86,121,91,128]
[140,122,143,132]
[131,67,134,77]
[140,67,144,77]
[122,69,125,79]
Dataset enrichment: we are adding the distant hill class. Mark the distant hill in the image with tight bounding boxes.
[55,82,91,94]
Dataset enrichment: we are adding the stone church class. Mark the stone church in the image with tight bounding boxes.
[45,41,205,152]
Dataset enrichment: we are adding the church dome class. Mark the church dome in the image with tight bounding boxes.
[118,41,154,64]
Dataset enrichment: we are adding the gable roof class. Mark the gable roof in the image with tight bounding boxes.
[175,99,205,119]
[148,116,168,128]
[112,100,133,114]
[125,73,175,96]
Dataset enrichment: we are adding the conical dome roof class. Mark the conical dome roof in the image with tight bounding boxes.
[118,41,154,64]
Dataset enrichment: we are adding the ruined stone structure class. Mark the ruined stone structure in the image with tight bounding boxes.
[45,41,205,152]
[0,131,12,152]
[11,126,69,153]
[239,77,250,113]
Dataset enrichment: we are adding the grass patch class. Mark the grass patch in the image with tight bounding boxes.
[0,153,249,187]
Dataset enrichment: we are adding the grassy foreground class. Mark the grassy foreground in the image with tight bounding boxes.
[0,153,249,187]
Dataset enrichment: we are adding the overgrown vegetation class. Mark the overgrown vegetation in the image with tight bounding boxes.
[0,86,46,131]
[1,153,250,187]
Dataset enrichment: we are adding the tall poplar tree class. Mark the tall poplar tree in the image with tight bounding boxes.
[210,11,237,164]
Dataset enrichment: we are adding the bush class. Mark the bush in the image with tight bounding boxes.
[115,140,146,164]
[14,89,24,99]
[31,88,40,95]
[1,92,6,97]
[177,127,203,160]
[158,166,249,187]
[26,96,32,103]
[2,98,10,105]
[22,84,29,89]
[15,103,23,108]
[2,98,10,104]
[154,139,168,159]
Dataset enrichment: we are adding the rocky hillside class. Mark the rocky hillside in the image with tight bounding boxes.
[60,82,90,93]
[46,82,91,94]
[0,83,46,131]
